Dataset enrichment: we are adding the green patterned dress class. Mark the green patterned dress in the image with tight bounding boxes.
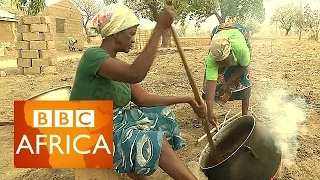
[69,47,185,175]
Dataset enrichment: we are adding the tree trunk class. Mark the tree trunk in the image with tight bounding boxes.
[285,28,290,36]
[298,30,302,40]
[83,26,92,43]
[161,29,172,47]
[315,29,319,41]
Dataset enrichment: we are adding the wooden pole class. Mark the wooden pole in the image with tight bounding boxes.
[163,0,218,162]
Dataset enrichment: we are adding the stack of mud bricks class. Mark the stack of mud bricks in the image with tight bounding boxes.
[133,29,150,50]
[15,16,57,75]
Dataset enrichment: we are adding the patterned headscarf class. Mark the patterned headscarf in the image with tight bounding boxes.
[209,32,231,62]
[88,4,140,38]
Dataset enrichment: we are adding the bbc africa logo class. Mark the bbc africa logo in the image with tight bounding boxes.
[13,100,114,168]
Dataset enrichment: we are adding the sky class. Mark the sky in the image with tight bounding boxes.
[45,0,320,33]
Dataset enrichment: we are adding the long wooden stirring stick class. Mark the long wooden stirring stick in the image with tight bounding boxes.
[163,0,218,164]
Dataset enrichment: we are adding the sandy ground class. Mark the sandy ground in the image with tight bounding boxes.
[0,38,319,180]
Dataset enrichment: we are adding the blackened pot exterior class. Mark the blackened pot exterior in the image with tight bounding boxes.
[199,115,282,180]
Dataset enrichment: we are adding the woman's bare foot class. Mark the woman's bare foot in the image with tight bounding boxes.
[127,172,148,180]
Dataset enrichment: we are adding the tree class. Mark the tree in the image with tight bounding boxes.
[187,0,219,26]
[123,0,188,47]
[70,0,104,42]
[236,17,262,35]
[175,21,189,37]
[304,4,320,41]
[294,7,307,40]
[11,0,46,16]
[270,4,300,36]
[188,0,265,26]
[194,25,201,36]
[0,0,9,4]
[104,0,118,5]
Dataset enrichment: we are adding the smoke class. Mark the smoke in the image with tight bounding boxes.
[259,89,308,166]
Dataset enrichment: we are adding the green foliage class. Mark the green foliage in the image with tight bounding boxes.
[304,5,320,32]
[0,0,9,4]
[11,0,46,16]
[104,0,118,5]
[188,0,265,26]
[220,0,265,23]
[294,7,307,39]
[188,0,219,25]
[123,0,188,24]
[270,4,300,35]
[175,21,189,36]
[303,4,320,40]
[271,3,320,39]
[235,17,262,35]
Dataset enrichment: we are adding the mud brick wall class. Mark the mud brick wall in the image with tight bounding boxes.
[133,29,151,50]
[41,0,84,51]
[133,28,176,50]
[15,16,57,75]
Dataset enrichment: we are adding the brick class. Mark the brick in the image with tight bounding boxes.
[30,41,47,50]
[17,58,32,67]
[30,24,48,32]
[23,32,40,41]
[15,41,30,50]
[18,16,23,25]
[39,49,57,58]
[41,66,57,74]
[48,57,57,65]
[23,67,41,75]
[21,50,39,59]
[47,24,52,32]
[17,25,30,33]
[39,33,54,41]
[17,50,22,58]
[46,41,55,49]
[23,16,41,24]
[17,67,24,75]
[40,16,51,24]
[31,58,49,67]
[16,33,23,41]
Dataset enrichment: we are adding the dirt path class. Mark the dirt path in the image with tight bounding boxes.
[0,39,319,180]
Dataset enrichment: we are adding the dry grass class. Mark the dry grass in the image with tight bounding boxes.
[0,38,319,180]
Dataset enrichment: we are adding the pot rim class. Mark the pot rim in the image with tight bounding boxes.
[199,115,256,170]
[26,85,72,100]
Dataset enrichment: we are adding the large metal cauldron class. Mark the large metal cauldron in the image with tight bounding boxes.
[199,115,282,180]
[26,85,72,100]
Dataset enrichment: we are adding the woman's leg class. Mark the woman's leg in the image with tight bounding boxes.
[241,88,251,115]
[159,137,197,180]
[242,98,249,115]
[127,138,197,180]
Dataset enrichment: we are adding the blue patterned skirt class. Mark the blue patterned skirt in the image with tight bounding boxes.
[113,105,184,176]
[202,65,251,107]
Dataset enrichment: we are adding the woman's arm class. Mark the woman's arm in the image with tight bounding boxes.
[225,66,247,86]
[225,44,250,86]
[131,84,192,107]
[97,8,174,84]
[205,80,218,123]
[98,26,166,84]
